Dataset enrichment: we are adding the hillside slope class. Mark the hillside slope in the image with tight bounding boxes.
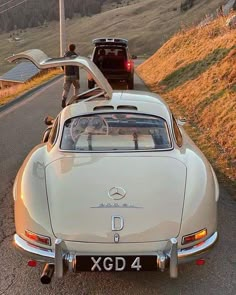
[137,14,236,182]
[0,0,226,75]
[0,0,121,32]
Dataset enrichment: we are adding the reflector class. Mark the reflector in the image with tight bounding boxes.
[28,260,37,267]
[196,259,205,266]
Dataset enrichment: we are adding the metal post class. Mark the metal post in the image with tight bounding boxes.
[59,0,66,56]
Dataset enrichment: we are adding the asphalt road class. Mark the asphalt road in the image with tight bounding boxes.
[0,65,235,295]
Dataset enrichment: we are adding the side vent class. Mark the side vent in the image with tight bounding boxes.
[117,105,138,111]
[93,106,114,111]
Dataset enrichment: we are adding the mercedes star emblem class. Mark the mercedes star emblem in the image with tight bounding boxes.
[108,187,126,200]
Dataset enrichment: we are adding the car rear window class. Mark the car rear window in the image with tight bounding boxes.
[94,47,127,58]
[60,113,172,152]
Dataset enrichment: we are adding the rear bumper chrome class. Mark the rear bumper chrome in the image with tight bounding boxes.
[106,74,133,81]
[14,234,55,263]
[13,231,218,278]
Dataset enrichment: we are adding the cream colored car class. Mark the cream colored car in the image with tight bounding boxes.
[9,49,219,284]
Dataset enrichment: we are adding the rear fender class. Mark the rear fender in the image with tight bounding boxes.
[179,150,218,247]
[14,145,55,248]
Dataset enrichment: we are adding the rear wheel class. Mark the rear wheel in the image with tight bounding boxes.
[88,80,95,89]
[127,78,134,90]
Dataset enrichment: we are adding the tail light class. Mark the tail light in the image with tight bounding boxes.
[25,230,51,246]
[182,229,207,245]
[126,60,132,72]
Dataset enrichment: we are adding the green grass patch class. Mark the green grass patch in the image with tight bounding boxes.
[196,89,226,113]
[160,48,231,91]
[230,84,236,92]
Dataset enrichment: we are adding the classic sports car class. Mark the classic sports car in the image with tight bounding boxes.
[8,49,219,284]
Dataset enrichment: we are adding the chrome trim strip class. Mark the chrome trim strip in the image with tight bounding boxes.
[14,234,54,262]
[58,147,174,153]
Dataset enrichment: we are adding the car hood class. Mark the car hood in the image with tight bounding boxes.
[45,155,187,243]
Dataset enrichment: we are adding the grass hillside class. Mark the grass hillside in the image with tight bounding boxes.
[137,14,236,183]
[0,0,226,75]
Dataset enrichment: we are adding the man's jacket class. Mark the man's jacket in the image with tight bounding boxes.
[63,51,80,78]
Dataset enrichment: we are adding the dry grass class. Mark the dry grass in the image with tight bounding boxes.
[137,13,236,184]
[0,68,62,105]
[0,0,225,75]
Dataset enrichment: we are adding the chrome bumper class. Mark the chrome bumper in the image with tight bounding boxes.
[14,232,218,278]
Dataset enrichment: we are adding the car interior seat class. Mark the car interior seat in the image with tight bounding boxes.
[99,49,106,56]
[95,49,106,67]
[117,50,124,56]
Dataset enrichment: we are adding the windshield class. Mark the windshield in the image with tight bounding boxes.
[60,113,172,152]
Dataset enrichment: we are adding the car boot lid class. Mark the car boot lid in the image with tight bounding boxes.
[45,155,187,243]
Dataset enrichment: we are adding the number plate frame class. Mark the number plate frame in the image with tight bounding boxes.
[75,255,157,272]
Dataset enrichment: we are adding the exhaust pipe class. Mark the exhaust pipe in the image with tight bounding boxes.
[41,263,55,284]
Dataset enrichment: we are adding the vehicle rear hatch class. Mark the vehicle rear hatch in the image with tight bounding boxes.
[93,46,128,78]
[45,155,186,243]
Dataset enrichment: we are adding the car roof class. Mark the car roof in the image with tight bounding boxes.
[93,38,128,47]
[61,91,172,123]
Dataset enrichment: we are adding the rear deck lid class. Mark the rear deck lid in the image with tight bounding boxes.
[45,155,186,243]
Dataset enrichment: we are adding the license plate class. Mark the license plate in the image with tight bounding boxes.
[76,256,157,272]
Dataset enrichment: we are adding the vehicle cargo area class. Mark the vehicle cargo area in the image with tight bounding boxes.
[94,47,127,71]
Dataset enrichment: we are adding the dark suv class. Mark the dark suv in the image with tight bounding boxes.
[88,38,135,89]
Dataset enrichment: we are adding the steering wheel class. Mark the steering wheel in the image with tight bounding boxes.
[70,116,109,143]
[91,116,109,135]
[70,118,84,143]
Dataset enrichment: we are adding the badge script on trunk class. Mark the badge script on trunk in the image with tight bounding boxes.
[90,187,143,209]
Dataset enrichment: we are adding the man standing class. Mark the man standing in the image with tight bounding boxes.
[61,43,80,108]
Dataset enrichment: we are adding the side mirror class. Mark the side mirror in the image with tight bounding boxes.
[44,115,54,126]
[41,127,52,143]
[177,118,187,126]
